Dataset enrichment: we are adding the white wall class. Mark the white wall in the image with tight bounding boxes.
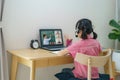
[1,0,116,80]
[118,0,120,20]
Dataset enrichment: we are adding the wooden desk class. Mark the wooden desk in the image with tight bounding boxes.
[7,48,73,80]
[8,48,115,80]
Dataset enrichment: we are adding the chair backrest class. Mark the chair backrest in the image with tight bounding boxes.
[74,49,112,80]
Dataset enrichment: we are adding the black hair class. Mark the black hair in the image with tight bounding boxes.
[43,34,47,38]
[75,18,97,39]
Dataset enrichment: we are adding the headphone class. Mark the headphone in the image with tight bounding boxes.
[75,22,80,37]
[75,30,79,37]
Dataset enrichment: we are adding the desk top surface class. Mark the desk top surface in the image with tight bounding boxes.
[7,48,109,61]
[7,48,68,60]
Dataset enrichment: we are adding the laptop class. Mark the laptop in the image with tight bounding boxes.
[39,29,65,51]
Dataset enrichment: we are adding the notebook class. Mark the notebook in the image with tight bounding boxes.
[39,29,65,51]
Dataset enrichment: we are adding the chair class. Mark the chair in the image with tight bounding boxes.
[74,49,113,80]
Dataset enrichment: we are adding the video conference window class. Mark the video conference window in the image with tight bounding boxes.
[41,30,63,45]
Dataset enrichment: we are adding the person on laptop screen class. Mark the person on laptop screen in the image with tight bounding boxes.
[55,18,102,80]
[43,34,51,45]
[55,31,62,44]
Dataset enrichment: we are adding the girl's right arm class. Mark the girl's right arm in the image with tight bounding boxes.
[57,48,69,56]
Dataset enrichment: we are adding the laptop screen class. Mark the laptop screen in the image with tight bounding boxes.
[39,29,64,47]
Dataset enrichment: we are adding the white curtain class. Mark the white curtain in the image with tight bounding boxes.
[0,28,9,80]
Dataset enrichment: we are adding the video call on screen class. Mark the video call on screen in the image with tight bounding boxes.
[41,30,63,45]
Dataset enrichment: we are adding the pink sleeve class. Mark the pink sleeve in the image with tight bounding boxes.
[66,42,80,58]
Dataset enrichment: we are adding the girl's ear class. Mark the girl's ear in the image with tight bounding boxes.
[77,30,82,38]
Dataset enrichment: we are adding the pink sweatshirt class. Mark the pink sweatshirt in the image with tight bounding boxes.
[67,35,102,79]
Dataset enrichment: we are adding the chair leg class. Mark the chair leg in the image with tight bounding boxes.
[88,58,91,80]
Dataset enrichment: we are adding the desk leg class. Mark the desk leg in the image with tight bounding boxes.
[11,56,18,80]
[30,61,35,80]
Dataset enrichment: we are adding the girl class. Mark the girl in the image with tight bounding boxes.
[55,18,102,80]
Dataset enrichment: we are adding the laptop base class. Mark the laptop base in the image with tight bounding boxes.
[41,46,65,51]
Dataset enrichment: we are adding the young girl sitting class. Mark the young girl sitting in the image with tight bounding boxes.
[55,18,102,80]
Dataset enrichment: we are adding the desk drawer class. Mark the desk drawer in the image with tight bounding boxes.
[48,56,73,66]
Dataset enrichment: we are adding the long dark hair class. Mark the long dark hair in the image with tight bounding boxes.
[75,18,97,39]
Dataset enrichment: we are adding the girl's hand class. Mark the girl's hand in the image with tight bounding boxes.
[64,34,72,47]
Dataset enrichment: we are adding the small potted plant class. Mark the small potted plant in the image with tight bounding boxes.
[108,19,120,71]
[108,19,120,41]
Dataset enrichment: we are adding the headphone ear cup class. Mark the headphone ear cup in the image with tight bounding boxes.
[75,34,78,37]
[75,30,79,37]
